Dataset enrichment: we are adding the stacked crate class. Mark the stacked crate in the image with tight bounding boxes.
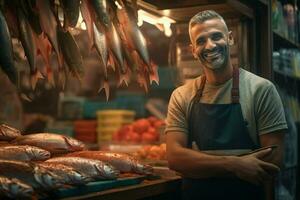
[74,120,97,143]
[96,110,135,143]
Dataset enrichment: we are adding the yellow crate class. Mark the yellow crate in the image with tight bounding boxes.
[96,110,135,121]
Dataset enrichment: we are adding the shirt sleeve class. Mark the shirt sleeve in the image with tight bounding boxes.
[255,82,288,135]
[165,89,189,134]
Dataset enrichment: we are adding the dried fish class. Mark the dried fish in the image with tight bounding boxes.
[12,133,86,154]
[0,176,34,199]
[0,10,18,85]
[66,151,153,175]
[38,162,93,185]
[0,145,50,161]
[0,124,21,141]
[0,160,62,190]
[46,156,119,180]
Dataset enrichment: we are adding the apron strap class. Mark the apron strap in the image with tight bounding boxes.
[231,67,240,104]
[193,67,240,103]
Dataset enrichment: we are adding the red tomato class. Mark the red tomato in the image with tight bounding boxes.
[129,131,141,143]
[141,132,157,143]
[153,120,165,128]
[132,119,151,134]
[147,116,158,126]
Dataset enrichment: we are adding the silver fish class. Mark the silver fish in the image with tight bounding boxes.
[12,133,86,154]
[0,145,50,161]
[0,124,22,141]
[0,160,62,190]
[38,162,93,185]
[0,176,34,199]
[67,151,153,175]
[46,156,119,180]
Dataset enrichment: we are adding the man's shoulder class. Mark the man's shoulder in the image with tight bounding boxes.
[171,76,201,101]
[240,68,274,90]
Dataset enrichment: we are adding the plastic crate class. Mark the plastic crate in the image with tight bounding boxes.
[116,93,146,118]
[96,110,135,121]
[83,101,117,119]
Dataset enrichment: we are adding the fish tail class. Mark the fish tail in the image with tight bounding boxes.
[98,80,110,101]
[46,66,55,87]
[30,70,43,90]
[107,51,115,71]
[149,62,159,85]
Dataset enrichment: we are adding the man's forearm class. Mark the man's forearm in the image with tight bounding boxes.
[168,146,236,179]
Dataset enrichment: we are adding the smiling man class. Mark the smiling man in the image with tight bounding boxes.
[165,10,287,200]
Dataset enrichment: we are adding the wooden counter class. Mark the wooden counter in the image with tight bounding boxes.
[61,176,182,200]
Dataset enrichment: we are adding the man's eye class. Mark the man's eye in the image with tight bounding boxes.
[211,33,223,41]
[196,38,205,45]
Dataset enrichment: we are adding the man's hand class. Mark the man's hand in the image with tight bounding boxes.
[231,148,280,185]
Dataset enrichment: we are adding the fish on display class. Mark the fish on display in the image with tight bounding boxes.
[57,27,84,81]
[60,0,80,29]
[0,159,62,190]
[90,0,110,30]
[38,162,93,185]
[80,0,94,51]
[17,7,41,89]
[20,0,43,35]
[66,151,153,175]
[12,133,86,154]
[0,124,22,141]
[46,156,119,180]
[0,176,34,199]
[0,145,50,161]
[0,9,18,86]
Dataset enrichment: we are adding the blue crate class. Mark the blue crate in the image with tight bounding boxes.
[83,101,117,119]
[116,93,146,118]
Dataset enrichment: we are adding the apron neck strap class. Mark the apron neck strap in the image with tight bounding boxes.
[194,67,240,103]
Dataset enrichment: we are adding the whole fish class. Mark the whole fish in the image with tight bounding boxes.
[60,0,80,29]
[38,162,93,185]
[57,27,84,81]
[0,145,50,161]
[12,133,86,154]
[0,160,62,190]
[46,156,119,180]
[36,0,61,66]
[66,151,153,175]
[117,7,151,69]
[0,9,18,85]
[0,124,22,141]
[17,7,40,90]
[106,23,124,73]
[80,0,94,51]
[0,176,34,199]
[20,0,43,35]
[93,23,108,78]
[90,0,110,29]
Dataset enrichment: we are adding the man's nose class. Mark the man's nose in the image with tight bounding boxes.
[205,38,216,50]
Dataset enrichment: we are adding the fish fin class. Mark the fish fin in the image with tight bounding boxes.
[98,80,110,101]
[108,52,115,71]
[137,71,148,93]
[46,67,55,87]
[30,70,43,90]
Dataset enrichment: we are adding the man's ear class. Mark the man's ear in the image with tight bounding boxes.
[190,44,198,59]
[228,31,234,46]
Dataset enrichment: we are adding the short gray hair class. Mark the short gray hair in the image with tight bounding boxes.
[189,10,227,38]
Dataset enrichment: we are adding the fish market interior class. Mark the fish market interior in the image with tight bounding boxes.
[0,0,299,199]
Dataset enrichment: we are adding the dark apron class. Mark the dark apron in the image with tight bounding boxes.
[183,67,264,200]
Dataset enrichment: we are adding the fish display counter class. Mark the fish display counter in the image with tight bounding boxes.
[0,124,181,199]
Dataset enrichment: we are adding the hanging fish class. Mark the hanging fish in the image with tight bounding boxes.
[57,27,84,81]
[0,145,50,161]
[36,0,62,67]
[0,9,18,86]
[80,0,94,51]
[12,133,86,154]
[0,176,34,199]
[46,156,119,180]
[0,124,22,141]
[37,162,93,185]
[60,0,80,29]
[20,0,43,35]
[0,160,62,190]
[90,0,110,30]
[17,7,42,89]
[66,151,153,175]
[33,32,55,86]
[117,7,151,69]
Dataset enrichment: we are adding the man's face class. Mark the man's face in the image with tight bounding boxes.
[190,18,232,70]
